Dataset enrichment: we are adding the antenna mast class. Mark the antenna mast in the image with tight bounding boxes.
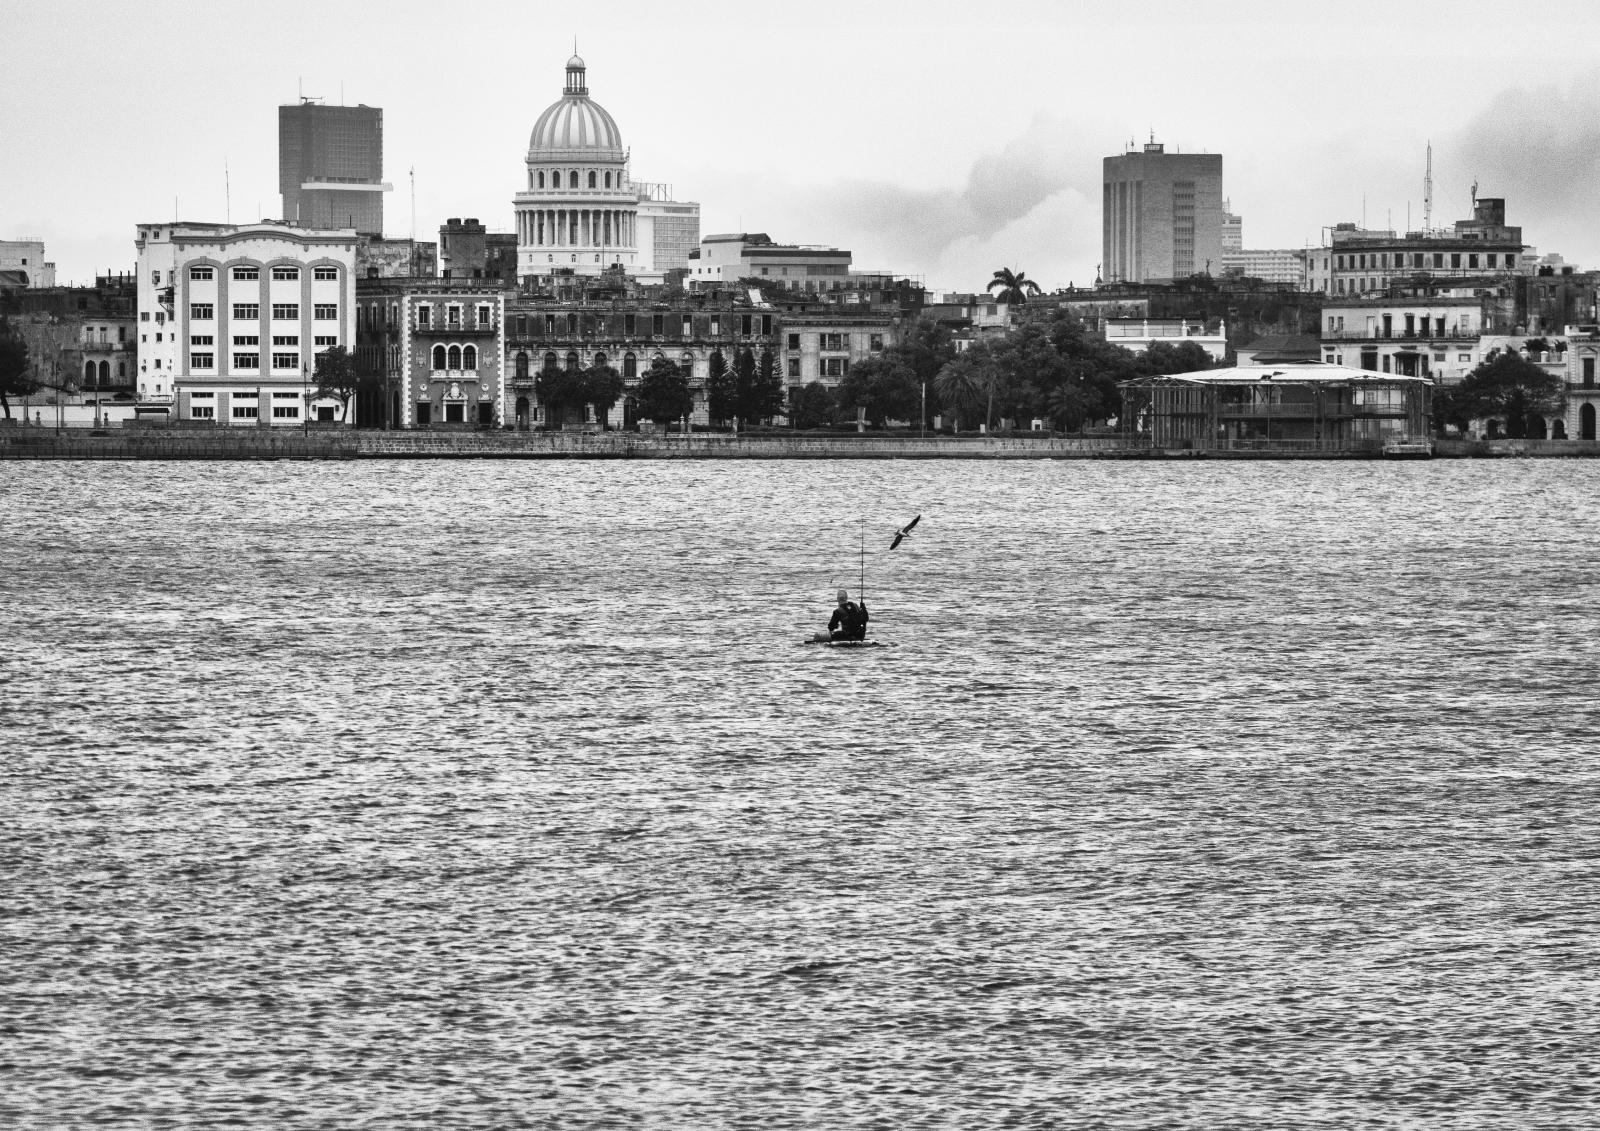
[1424,142,1433,230]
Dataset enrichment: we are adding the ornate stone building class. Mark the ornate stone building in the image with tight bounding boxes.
[512,55,697,286]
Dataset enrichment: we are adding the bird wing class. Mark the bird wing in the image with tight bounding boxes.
[903,514,921,534]
[890,532,904,550]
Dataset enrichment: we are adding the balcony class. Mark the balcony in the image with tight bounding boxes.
[1322,328,1475,342]
[416,321,497,336]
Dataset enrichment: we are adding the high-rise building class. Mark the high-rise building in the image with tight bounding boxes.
[279,102,389,236]
[1102,140,1223,284]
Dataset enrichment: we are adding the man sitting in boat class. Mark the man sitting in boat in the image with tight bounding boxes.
[827,588,869,642]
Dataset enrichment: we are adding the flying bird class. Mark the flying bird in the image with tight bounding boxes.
[890,514,921,550]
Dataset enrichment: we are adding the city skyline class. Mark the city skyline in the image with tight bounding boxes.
[8,0,1600,290]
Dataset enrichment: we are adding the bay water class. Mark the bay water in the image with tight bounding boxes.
[4,459,1599,1128]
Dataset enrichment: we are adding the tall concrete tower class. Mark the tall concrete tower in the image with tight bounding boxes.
[1102,140,1223,284]
[279,101,389,236]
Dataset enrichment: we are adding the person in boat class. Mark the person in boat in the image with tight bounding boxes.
[826,588,869,642]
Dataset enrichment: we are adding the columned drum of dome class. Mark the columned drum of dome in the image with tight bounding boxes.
[513,55,640,281]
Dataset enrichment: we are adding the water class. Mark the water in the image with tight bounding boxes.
[5,459,1599,1128]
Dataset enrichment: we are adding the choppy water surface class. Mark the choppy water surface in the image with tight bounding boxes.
[5,459,1600,1128]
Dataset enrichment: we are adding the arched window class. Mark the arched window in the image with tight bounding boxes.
[623,352,637,379]
[448,345,462,370]
[118,362,126,378]
[604,172,612,188]
[433,345,447,371]
[652,352,666,367]
[570,169,578,186]
[99,360,109,383]
[588,171,596,188]
[463,345,478,371]
[565,351,579,371]
[593,352,607,369]
[537,171,546,189]
[84,360,95,383]
[543,351,558,372]
[516,351,529,379]
[551,170,561,188]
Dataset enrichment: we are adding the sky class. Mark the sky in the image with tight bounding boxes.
[8,0,1600,292]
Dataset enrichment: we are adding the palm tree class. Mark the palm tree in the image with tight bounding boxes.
[987,268,1041,305]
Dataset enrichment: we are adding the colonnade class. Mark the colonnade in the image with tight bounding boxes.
[517,207,635,250]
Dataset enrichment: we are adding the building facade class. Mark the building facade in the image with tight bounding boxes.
[135,221,357,424]
[279,102,388,236]
[355,277,506,428]
[512,55,699,286]
[689,233,853,291]
[1220,249,1303,284]
[1102,141,1224,284]
[1,239,56,288]
[1305,199,1529,297]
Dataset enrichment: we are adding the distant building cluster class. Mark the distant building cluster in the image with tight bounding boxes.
[6,62,1599,444]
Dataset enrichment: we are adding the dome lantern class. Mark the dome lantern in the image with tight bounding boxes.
[565,54,587,96]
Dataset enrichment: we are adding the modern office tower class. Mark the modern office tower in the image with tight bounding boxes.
[1102,140,1224,284]
[279,102,389,236]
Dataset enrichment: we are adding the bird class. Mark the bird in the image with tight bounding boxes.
[890,514,921,550]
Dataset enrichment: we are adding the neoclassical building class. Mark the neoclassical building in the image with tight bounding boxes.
[512,55,697,285]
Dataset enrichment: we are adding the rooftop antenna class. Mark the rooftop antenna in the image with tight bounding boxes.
[225,157,230,223]
[1424,141,1433,230]
[1472,178,1479,207]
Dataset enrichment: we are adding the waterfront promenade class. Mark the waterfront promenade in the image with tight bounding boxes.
[2,426,1596,460]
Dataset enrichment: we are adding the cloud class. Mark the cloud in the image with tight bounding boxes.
[1449,72,1600,260]
[723,115,1103,292]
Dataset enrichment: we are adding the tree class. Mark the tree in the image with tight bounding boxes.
[1435,351,1566,438]
[705,349,733,427]
[987,267,1042,305]
[787,382,837,430]
[311,346,363,423]
[731,346,757,429]
[836,355,921,428]
[0,319,36,422]
[934,345,1002,431]
[636,358,693,425]
[1139,340,1216,377]
[884,316,955,430]
[744,346,785,424]
[537,362,586,429]
[582,364,625,431]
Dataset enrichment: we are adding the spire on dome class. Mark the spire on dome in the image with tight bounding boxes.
[565,49,587,96]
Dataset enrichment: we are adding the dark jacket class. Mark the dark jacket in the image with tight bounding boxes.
[829,600,869,641]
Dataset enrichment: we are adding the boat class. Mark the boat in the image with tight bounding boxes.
[1383,435,1434,458]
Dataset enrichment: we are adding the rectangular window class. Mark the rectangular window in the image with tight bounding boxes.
[233,353,260,369]
[272,335,299,346]
[191,406,215,419]
[191,353,214,369]
[741,315,753,335]
[272,352,299,370]
[271,266,300,281]
[1487,254,1498,268]
[681,315,693,337]
[232,405,258,418]
[232,303,259,320]
[788,358,800,377]
[232,335,259,346]
[787,333,800,350]
[190,391,214,399]
[1451,253,1461,269]
[313,266,338,281]
[1469,254,1479,269]
[272,391,300,399]
[447,306,462,327]
[653,314,665,336]
[314,336,337,347]
[271,303,299,320]
[870,334,884,351]
[1585,358,1596,387]
[233,266,259,281]
[190,267,214,281]
[418,305,432,328]
[272,406,300,418]
[710,316,721,336]
[190,303,214,320]
[141,312,150,322]
[624,314,636,336]
[191,335,214,346]
[477,305,491,327]
[1459,353,1471,362]
[313,304,337,320]
[545,313,556,334]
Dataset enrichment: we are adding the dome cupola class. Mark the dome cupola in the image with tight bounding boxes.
[528,53,624,161]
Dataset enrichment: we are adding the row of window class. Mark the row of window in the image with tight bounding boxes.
[1335,250,1515,272]
[532,169,618,190]
[189,406,302,419]
[505,350,853,381]
[191,303,339,320]
[190,353,305,371]
[504,312,789,339]
[186,265,341,282]
[431,345,480,371]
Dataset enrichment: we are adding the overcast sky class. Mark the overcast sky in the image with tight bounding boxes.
[8,0,1600,291]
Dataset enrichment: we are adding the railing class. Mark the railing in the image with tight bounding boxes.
[1321,329,1474,341]
[416,321,496,335]
[1216,402,1321,417]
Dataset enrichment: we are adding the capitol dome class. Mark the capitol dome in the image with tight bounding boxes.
[527,55,624,159]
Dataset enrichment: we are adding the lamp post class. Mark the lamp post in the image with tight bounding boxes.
[302,363,309,434]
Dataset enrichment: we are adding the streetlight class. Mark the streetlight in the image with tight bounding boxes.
[302,362,309,435]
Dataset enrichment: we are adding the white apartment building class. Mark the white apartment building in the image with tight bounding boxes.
[1,238,56,287]
[135,221,357,424]
[1319,296,1484,381]
[689,233,852,290]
